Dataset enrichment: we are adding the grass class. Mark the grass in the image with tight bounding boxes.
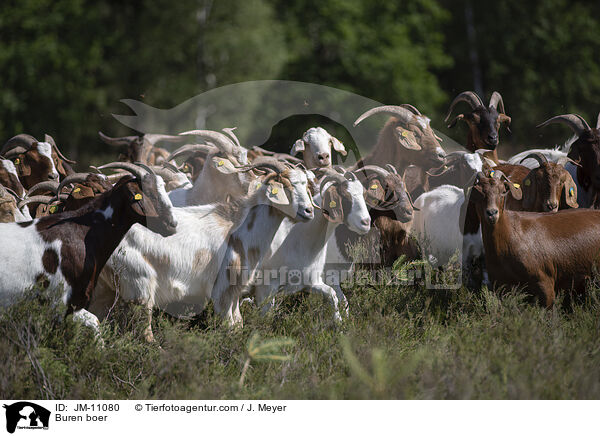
[3,265,600,400]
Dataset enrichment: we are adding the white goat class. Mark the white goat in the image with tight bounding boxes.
[249,167,371,321]
[168,129,251,207]
[412,184,483,270]
[291,127,347,168]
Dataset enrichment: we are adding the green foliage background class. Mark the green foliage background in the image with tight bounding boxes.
[1,0,599,159]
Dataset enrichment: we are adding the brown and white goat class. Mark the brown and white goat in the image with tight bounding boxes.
[1,135,60,189]
[471,170,600,307]
[445,91,511,162]
[0,166,177,334]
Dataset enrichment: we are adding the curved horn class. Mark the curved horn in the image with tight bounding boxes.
[241,156,289,174]
[536,114,591,136]
[385,164,399,175]
[488,91,506,113]
[519,152,548,167]
[167,144,217,162]
[353,165,391,180]
[98,131,139,147]
[28,180,60,195]
[1,134,38,156]
[56,173,94,197]
[444,91,484,122]
[354,105,416,127]
[18,195,55,208]
[143,134,187,146]
[179,130,236,155]
[98,162,147,180]
[399,104,422,116]
[596,112,600,130]
[44,134,77,164]
[222,127,242,148]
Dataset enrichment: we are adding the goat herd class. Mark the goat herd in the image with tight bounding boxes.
[1,90,599,341]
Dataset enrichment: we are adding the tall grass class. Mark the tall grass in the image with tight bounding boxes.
[2,269,600,399]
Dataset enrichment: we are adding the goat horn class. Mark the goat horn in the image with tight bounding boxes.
[167,144,216,162]
[134,162,156,176]
[536,114,591,136]
[222,127,242,148]
[596,112,600,130]
[407,191,419,212]
[488,91,506,113]
[161,162,181,173]
[179,130,236,155]
[353,165,391,180]
[98,162,148,180]
[250,146,275,156]
[1,134,38,156]
[241,156,290,174]
[385,164,399,175]
[557,156,582,168]
[520,152,548,167]
[399,104,422,116]
[444,91,484,123]
[18,195,56,208]
[143,134,186,146]
[44,134,77,164]
[1,186,23,200]
[28,180,60,195]
[98,131,140,147]
[57,173,94,197]
[354,105,416,127]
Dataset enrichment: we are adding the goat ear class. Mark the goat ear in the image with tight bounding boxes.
[395,126,421,151]
[290,139,305,156]
[211,156,236,174]
[330,137,347,156]
[563,177,579,209]
[521,173,535,209]
[266,181,289,205]
[70,185,94,200]
[364,178,385,207]
[322,186,344,223]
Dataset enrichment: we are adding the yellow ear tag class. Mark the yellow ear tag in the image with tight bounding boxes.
[513,183,520,189]
[134,193,143,200]
[49,205,57,214]
[401,130,409,138]
[524,179,531,186]
[329,200,337,208]
[271,187,278,195]
[256,182,261,188]
[14,158,20,165]
[73,187,81,193]
[569,187,574,196]
[217,160,224,167]
[489,170,495,177]
[183,164,189,171]
[371,184,378,190]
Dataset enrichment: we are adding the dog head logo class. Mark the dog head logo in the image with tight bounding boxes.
[3,402,50,433]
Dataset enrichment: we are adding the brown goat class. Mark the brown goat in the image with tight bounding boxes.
[492,153,578,212]
[352,104,446,176]
[471,170,600,307]
[445,91,511,162]
[1,135,60,189]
